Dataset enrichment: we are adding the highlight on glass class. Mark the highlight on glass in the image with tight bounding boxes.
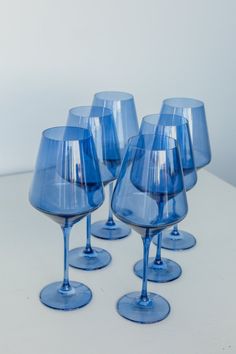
[29,126,104,310]
[67,106,121,270]
[91,91,139,240]
[112,134,188,323]
[160,98,211,250]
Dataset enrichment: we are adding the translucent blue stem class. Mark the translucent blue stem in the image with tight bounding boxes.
[154,200,164,264]
[171,224,180,236]
[171,197,180,236]
[154,232,163,265]
[60,225,73,293]
[140,232,152,303]
[84,214,93,254]
[106,182,116,227]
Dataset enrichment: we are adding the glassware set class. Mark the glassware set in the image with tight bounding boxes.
[29,93,211,323]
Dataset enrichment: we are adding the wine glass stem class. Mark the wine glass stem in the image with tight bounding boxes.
[171,224,180,236]
[60,224,72,292]
[154,199,164,264]
[140,232,152,303]
[171,196,179,236]
[106,182,115,227]
[154,232,162,264]
[85,214,93,254]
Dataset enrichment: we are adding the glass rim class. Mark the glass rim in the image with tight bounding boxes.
[163,97,204,108]
[127,133,178,152]
[42,126,92,142]
[69,105,113,119]
[94,91,134,102]
[142,113,188,127]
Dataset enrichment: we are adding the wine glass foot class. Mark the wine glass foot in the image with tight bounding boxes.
[91,220,131,240]
[134,257,182,282]
[117,291,170,324]
[69,247,112,270]
[153,229,196,250]
[39,281,92,310]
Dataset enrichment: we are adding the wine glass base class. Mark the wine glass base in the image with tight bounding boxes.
[133,257,182,282]
[39,281,92,310]
[69,247,112,270]
[117,291,170,324]
[91,220,131,240]
[154,229,196,250]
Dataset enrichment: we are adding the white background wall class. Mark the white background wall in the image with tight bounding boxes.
[0,0,235,185]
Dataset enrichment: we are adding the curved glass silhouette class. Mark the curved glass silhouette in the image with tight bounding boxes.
[112,134,188,323]
[67,106,121,270]
[160,98,211,250]
[91,91,139,240]
[137,114,196,280]
[29,126,104,310]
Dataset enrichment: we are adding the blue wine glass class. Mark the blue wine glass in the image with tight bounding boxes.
[67,106,121,270]
[111,134,188,323]
[160,98,211,250]
[135,114,197,282]
[29,126,104,310]
[91,91,139,240]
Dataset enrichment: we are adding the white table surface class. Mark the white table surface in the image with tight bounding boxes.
[0,170,235,354]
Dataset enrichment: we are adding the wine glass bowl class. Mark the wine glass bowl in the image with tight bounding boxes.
[29,126,104,310]
[161,98,211,169]
[114,134,187,235]
[140,114,197,191]
[30,127,104,223]
[68,106,121,185]
[92,91,139,155]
